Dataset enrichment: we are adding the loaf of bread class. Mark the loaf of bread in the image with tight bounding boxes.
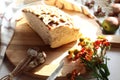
[22,5,81,48]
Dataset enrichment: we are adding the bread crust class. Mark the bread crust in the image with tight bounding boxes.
[22,5,81,48]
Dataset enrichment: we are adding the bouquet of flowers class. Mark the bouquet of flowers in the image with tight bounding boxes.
[67,36,111,80]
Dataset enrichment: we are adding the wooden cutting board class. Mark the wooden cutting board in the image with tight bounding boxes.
[6,9,120,80]
[5,18,86,80]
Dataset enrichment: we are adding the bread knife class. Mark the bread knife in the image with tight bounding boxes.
[46,61,64,80]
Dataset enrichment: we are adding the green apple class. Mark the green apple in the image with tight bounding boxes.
[102,17,119,34]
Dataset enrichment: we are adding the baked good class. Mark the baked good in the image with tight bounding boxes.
[22,5,81,48]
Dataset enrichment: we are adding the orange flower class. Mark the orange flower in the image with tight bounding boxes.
[67,52,75,60]
[102,39,110,46]
[85,48,93,61]
[70,69,78,80]
[85,54,92,61]
[79,48,94,61]
[93,40,102,49]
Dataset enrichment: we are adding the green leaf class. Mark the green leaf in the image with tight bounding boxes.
[100,64,110,76]
[75,76,86,80]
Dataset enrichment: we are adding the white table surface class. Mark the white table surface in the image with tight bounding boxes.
[0,48,120,80]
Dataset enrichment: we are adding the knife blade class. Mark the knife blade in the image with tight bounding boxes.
[47,61,64,80]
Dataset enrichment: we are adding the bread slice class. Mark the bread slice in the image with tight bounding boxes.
[22,5,81,48]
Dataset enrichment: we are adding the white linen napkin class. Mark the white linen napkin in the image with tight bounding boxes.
[0,0,15,68]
